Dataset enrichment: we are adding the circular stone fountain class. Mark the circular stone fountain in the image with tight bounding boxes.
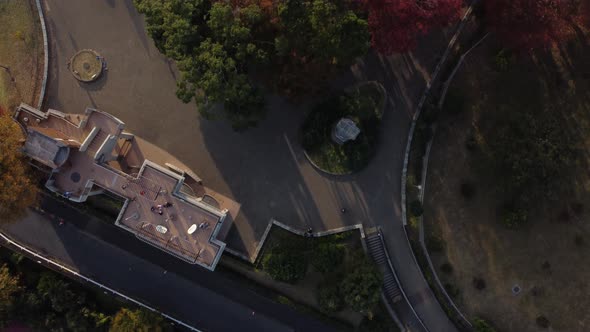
[69,49,104,82]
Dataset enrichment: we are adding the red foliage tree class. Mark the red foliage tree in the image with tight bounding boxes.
[360,0,463,54]
[485,0,586,49]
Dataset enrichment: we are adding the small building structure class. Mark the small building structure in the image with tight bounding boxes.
[14,103,240,271]
[332,118,361,145]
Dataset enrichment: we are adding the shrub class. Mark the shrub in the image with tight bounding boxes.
[358,313,392,332]
[493,49,510,72]
[460,181,476,199]
[472,277,486,290]
[531,286,544,297]
[311,243,345,273]
[412,156,424,183]
[406,174,417,187]
[443,282,460,298]
[262,247,307,283]
[317,280,344,313]
[536,315,550,328]
[300,84,384,174]
[408,215,420,230]
[409,200,424,217]
[473,318,496,332]
[440,262,453,274]
[426,236,445,252]
[340,252,383,313]
[502,207,528,229]
[277,295,293,306]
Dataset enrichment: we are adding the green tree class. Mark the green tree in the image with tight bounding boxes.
[262,247,307,283]
[136,1,268,130]
[0,113,37,223]
[133,0,209,60]
[317,278,344,313]
[277,0,369,65]
[176,38,265,130]
[340,252,382,313]
[274,0,369,95]
[311,242,345,273]
[0,264,21,325]
[36,272,81,313]
[109,308,168,332]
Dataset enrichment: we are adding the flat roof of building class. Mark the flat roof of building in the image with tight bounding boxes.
[115,161,226,268]
[14,103,239,271]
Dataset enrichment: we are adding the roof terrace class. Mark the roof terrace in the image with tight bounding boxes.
[14,103,239,271]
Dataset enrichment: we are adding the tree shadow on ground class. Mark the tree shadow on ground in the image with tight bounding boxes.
[197,28,449,258]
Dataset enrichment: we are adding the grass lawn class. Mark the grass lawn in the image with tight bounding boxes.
[0,0,44,112]
[423,29,590,332]
[301,81,385,174]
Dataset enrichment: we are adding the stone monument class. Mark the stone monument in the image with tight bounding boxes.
[332,118,361,145]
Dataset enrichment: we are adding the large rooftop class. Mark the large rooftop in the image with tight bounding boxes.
[14,104,240,270]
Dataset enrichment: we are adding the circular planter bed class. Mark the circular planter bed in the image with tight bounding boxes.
[69,49,104,82]
[301,81,386,175]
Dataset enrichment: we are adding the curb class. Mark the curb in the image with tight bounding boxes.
[396,2,477,331]
[302,150,353,176]
[415,32,491,331]
[401,5,491,331]
[0,230,202,332]
[34,0,48,110]
[401,4,475,227]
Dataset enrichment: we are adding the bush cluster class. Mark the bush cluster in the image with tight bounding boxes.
[301,83,384,174]
[317,251,382,314]
[262,244,308,283]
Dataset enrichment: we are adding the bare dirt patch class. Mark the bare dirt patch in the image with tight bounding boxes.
[424,31,590,332]
[0,0,44,111]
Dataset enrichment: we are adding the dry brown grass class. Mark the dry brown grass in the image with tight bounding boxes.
[0,0,43,112]
[424,31,590,332]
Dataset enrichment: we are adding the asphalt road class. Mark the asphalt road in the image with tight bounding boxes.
[1,195,336,332]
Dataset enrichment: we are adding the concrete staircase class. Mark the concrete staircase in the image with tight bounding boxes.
[86,129,107,155]
[366,231,403,303]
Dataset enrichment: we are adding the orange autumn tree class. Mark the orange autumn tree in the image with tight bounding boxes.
[0,110,37,223]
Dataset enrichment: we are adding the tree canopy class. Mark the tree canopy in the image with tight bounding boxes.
[133,0,209,60]
[0,112,37,223]
[109,308,168,332]
[484,0,588,49]
[276,0,369,65]
[359,0,462,54]
[340,252,382,313]
[135,0,370,129]
[0,264,20,325]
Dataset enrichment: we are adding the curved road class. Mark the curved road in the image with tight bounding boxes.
[38,0,457,331]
